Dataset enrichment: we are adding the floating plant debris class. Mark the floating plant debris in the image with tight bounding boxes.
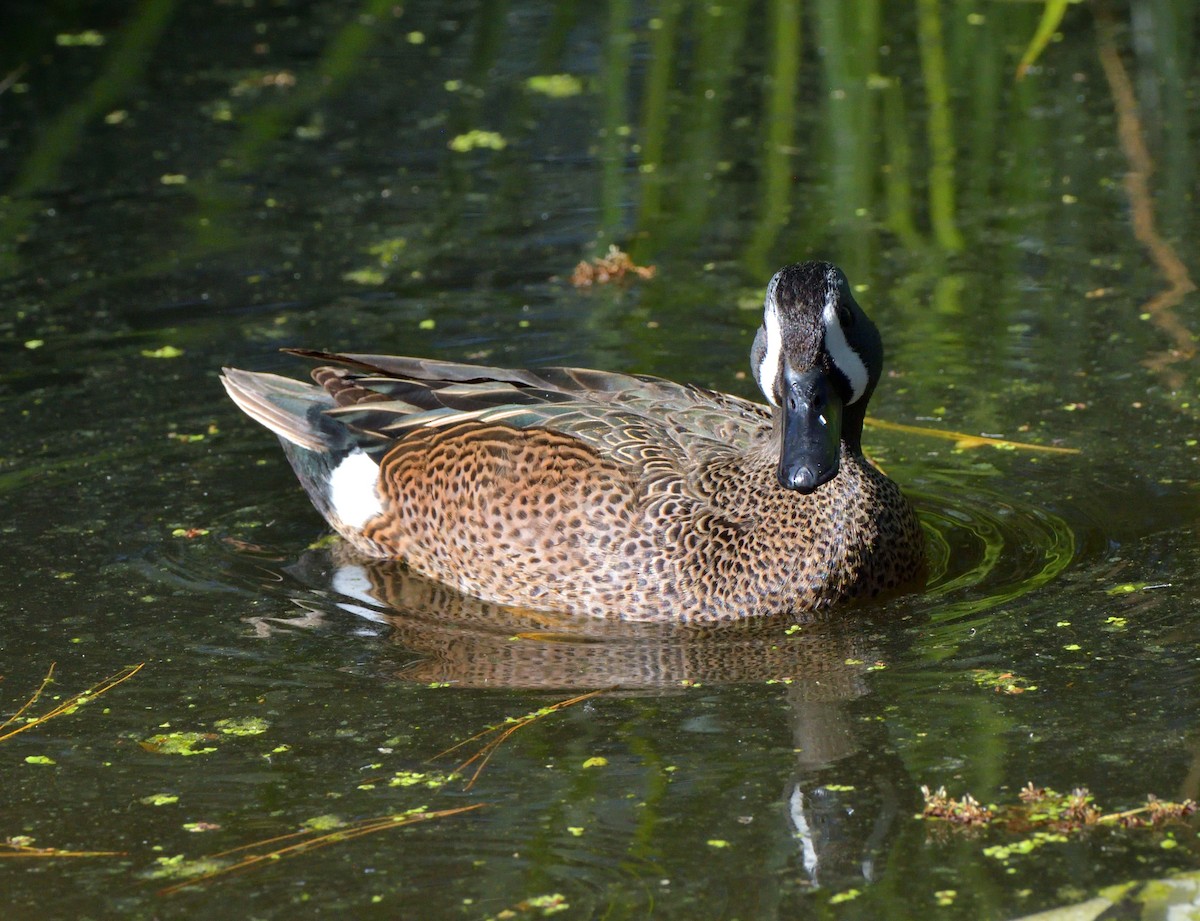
[920,782,1196,835]
[570,246,656,287]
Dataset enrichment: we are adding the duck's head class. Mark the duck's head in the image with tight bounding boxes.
[751,262,883,494]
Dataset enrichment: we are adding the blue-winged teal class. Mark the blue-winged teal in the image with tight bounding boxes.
[222,261,925,622]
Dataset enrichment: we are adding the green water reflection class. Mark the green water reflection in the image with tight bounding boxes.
[2,1,1199,919]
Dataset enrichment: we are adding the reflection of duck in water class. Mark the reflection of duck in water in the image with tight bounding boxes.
[784,682,911,890]
[223,261,925,622]
[275,543,890,692]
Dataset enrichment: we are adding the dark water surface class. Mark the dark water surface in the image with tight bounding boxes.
[3,2,1199,918]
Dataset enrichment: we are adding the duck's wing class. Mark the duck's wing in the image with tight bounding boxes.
[283,350,772,467]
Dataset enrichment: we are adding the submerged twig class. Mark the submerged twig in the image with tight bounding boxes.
[0,664,58,736]
[157,804,486,895]
[0,64,27,97]
[431,689,608,790]
[1,839,125,859]
[0,662,145,743]
[864,417,1079,455]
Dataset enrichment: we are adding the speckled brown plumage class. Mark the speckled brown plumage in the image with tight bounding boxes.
[221,261,927,622]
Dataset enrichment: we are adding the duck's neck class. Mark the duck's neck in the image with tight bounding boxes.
[841,399,867,456]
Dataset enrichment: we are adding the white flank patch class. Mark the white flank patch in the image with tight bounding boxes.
[822,292,869,403]
[756,302,784,406]
[328,450,384,529]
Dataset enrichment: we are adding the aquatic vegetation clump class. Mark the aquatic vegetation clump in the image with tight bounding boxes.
[139,731,218,756]
[920,785,995,826]
[1017,783,1101,829]
[921,782,1197,836]
[525,74,583,98]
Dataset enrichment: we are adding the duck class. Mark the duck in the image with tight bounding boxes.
[220,261,926,622]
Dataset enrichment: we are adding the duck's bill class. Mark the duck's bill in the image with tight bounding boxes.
[778,366,842,493]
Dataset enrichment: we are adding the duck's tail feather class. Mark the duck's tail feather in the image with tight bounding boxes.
[220,368,342,453]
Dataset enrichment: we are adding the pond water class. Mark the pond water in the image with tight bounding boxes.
[2,1,1199,918]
